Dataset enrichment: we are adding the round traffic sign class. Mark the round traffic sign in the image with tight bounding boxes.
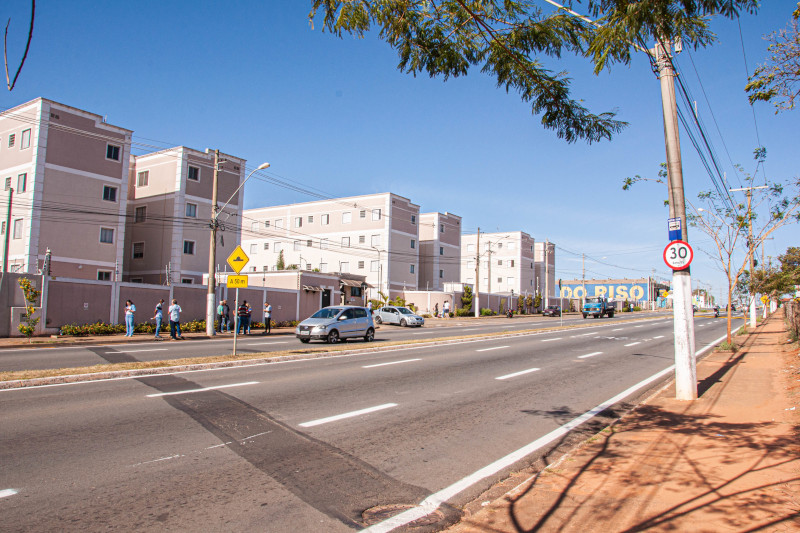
[663,240,693,270]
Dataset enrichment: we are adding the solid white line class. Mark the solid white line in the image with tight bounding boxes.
[0,489,18,498]
[362,359,421,369]
[476,346,510,352]
[634,325,643,328]
[411,332,429,335]
[654,336,665,339]
[624,342,641,347]
[361,331,731,533]
[146,381,259,397]
[611,328,623,331]
[104,348,168,354]
[460,328,480,331]
[496,368,540,380]
[541,338,562,342]
[578,352,603,359]
[573,332,596,336]
[299,403,397,428]
[244,341,288,346]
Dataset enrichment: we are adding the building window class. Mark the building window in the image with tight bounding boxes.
[187,166,200,181]
[507,277,515,286]
[360,210,366,218]
[440,223,444,233]
[106,143,121,161]
[509,260,515,267]
[497,277,502,283]
[4,177,10,190]
[102,185,117,202]
[351,287,362,297]
[359,235,365,244]
[467,244,475,252]
[508,242,515,250]
[132,242,144,259]
[97,271,112,281]
[372,209,381,221]
[340,262,349,273]
[358,261,365,269]
[440,246,444,256]
[497,242,503,249]
[134,206,147,223]
[308,215,314,223]
[497,260,502,266]
[17,173,26,193]
[410,264,415,274]
[0,221,4,235]
[183,240,195,255]
[21,129,31,149]
[8,134,16,148]
[274,242,283,252]
[136,171,149,187]
[13,219,23,239]
[320,239,328,250]
[467,260,475,269]
[295,217,302,228]
[411,214,416,225]
[250,244,258,255]
[321,214,329,225]
[439,269,444,278]
[99,227,114,244]
[264,220,270,228]
[186,203,197,218]
[131,278,144,283]
[181,278,194,284]
[294,240,301,251]
[319,262,327,272]
[410,239,416,249]
[306,240,313,247]
[371,260,379,272]
[263,242,270,250]
[342,212,352,224]
[341,237,350,248]
[275,218,283,229]
[371,234,380,247]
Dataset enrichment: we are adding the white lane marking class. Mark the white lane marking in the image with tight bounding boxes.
[131,454,184,466]
[541,338,562,342]
[476,346,510,352]
[496,368,541,380]
[146,381,259,397]
[634,325,643,328]
[411,332,430,335]
[572,332,596,337]
[245,341,288,346]
[363,359,421,369]
[654,336,665,339]
[0,489,18,498]
[207,430,272,449]
[611,328,623,331]
[104,348,168,354]
[299,403,397,428]
[624,342,641,347]
[360,332,730,533]
[578,352,603,359]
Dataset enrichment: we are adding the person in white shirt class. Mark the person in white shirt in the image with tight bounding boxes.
[168,299,183,340]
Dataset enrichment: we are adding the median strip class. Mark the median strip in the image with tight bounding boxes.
[299,403,397,428]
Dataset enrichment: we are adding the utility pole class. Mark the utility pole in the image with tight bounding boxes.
[487,241,493,295]
[544,240,549,308]
[655,39,696,401]
[3,188,13,272]
[206,149,221,337]
[474,229,480,317]
[728,185,767,328]
[581,253,586,306]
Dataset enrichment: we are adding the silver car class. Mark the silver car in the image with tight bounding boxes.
[295,306,375,343]
[373,306,425,327]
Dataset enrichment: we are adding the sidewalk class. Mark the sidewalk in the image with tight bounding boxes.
[448,312,800,532]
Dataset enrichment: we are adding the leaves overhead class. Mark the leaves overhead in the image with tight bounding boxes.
[309,1,758,143]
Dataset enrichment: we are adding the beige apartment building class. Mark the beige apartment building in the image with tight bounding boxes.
[0,98,132,280]
[241,193,420,296]
[461,231,538,296]
[124,147,246,284]
[419,212,461,291]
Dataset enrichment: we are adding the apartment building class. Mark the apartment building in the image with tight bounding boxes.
[418,212,461,291]
[534,241,557,302]
[241,193,420,296]
[125,147,246,284]
[461,231,537,295]
[0,98,132,280]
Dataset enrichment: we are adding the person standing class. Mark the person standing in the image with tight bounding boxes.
[217,300,226,333]
[245,302,253,334]
[263,301,272,335]
[152,299,164,339]
[443,300,450,318]
[222,300,231,332]
[169,299,183,340]
[237,300,249,335]
[434,302,439,318]
[124,300,136,337]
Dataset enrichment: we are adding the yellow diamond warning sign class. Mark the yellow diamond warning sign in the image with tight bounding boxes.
[226,245,249,274]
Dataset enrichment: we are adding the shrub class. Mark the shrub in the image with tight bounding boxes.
[420,313,432,318]
[455,308,471,317]
[480,308,496,316]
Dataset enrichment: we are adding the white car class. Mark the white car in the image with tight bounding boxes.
[373,306,425,327]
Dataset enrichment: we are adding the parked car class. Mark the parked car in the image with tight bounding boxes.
[542,305,561,317]
[373,306,425,327]
[295,306,375,343]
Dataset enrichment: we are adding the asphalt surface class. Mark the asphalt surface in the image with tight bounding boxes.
[1,313,734,532]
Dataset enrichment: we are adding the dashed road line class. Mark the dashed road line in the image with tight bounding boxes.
[654,335,665,339]
[0,489,18,499]
[496,368,541,380]
[624,342,641,347]
[105,348,168,354]
[541,338,562,342]
[362,359,421,369]
[299,403,397,428]
[146,381,259,397]
[245,341,289,346]
[611,328,623,331]
[578,352,603,359]
[476,346,510,352]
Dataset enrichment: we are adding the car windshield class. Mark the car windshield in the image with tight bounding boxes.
[310,308,341,319]
[585,297,602,304]
[548,306,558,310]
[397,308,414,315]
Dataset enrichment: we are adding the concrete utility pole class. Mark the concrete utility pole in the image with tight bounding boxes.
[581,253,586,305]
[729,185,767,329]
[544,239,549,308]
[474,229,481,317]
[206,149,221,337]
[487,241,493,295]
[655,39,697,401]
[3,188,13,272]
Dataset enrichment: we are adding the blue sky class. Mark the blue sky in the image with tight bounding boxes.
[3,1,798,303]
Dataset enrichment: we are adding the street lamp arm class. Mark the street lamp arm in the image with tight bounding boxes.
[217,162,270,215]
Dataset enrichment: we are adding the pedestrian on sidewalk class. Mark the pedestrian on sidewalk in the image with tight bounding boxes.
[216,300,227,333]
[169,299,183,340]
[152,299,164,339]
[263,301,272,335]
[222,300,231,332]
[124,300,136,336]
[245,302,253,334]
[237,300,250,335]
[434,303,439,318]
[443,300,450,318]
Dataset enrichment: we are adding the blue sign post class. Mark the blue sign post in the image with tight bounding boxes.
[668,217,682,241]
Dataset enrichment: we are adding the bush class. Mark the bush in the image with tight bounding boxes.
[455,308,472,317]
[480,308,496,316]
[420,313,432,318]
[633,306,641,312]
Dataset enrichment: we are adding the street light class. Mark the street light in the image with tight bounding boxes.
[206,161,270,337]
[371,246,383,298]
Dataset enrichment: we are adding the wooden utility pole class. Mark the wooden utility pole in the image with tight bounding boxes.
[205,149,220,337]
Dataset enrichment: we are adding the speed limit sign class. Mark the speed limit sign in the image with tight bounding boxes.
[663,240,693,270]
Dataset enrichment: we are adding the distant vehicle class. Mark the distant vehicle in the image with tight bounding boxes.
[542,305,561,317]
[295,306,375,343]
[582,297,615,319]
[692,305,698,314]
[373,306,425,327]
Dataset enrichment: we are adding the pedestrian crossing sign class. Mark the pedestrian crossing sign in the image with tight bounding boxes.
[227,245,249,274]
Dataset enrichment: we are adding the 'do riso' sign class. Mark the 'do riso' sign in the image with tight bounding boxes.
[663,240,693,270]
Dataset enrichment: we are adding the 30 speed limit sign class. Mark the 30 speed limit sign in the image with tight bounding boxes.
[663,240,693,270]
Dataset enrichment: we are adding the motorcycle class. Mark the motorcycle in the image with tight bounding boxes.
[714,307,720,318]
[506,309,513,319]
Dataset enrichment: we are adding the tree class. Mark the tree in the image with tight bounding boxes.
[525,293,533,313]
[534,293,542,311]
[745,3,800,112]
[17,277,40,342]
[276,250,286,270]
[461,285,473,312]
[4,0,35,91]
[310,1,758,143]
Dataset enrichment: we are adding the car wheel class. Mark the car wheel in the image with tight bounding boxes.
[374,316,382,324]
[364,328,374,342]
[400,319,407,327]
[299,338,310,343]
[608,311,614,318]
[582,314,587,319]
[327,330,339,344]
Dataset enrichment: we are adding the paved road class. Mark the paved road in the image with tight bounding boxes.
[0,315,733,531]
[0,312,683,372]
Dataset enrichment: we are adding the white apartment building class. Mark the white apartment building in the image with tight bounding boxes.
[125,147,246,284]
[419,212,461,291]
[0,98,132,280]
[461,231,537,296]
[241,193,421,296]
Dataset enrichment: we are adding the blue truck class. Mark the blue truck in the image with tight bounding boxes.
[582,297,615,319]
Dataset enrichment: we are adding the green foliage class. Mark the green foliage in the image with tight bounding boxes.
[533,294,542,311]
[18,278,41,340]
[276,250,286,270]
[480,308,496,316]
[461,285,473,312]
[455,307,472,317]
[525,294,533,312]
[517,295,524,312]
[718,341,739,351]
[499,301,505,314]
